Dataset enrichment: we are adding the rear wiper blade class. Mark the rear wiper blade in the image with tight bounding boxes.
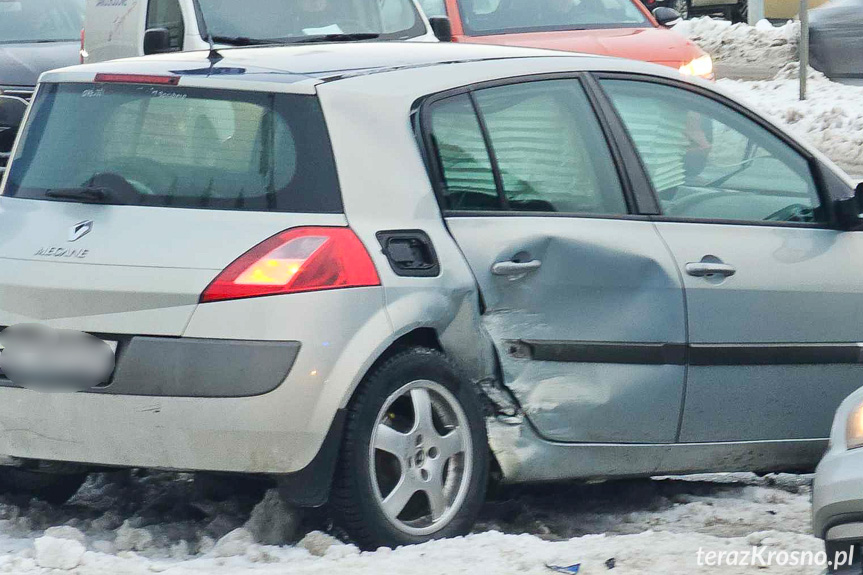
[210,36,283,46]
[285,33,381,44]
[45,187,109,203]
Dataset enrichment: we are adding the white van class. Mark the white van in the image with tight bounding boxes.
[82,0,446,64]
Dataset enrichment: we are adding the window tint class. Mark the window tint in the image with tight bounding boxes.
[473,80,627,214]
[147,0,185,51]
[457,0,648,36]
[6,83,342,214]
[428,95,499,210]
[601,79,823,224]
[418,0,448,17]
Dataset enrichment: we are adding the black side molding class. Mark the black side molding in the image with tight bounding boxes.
[511,340,863,366]
[689,343,863,366]
[513,340,686,365]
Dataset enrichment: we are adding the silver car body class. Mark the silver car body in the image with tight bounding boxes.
[0,43,859,487]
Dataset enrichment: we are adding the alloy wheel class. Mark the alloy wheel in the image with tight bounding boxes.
[368,380,473,537]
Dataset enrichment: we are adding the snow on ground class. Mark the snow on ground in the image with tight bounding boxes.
[674,17,863,175]
[675,17,799,68]
[720,67,863,175]
[0,471,828,574]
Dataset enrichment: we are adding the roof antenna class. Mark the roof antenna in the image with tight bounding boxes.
[192,0,222,66]
[206,30,222,65]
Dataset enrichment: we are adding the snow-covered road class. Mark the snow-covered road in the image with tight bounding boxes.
[0,471,826,574]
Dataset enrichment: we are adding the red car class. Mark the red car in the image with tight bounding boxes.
[420,0,713,79]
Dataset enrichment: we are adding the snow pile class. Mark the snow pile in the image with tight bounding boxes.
[675,17,799,67]
[0,471,829,574]
[720,68,863,174]
[33,536,85,570]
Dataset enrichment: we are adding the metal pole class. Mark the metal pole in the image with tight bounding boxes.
[748,0,765,26]
[800,0,809,100]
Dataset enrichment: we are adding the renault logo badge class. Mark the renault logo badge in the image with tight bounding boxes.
[69,220,93,243]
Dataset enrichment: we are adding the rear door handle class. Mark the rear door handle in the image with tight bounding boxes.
[492,260,542,276]
[685,262,737,278]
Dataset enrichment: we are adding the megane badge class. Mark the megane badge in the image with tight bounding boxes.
[69,220,93,242]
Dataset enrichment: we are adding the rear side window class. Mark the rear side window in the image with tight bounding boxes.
[474,81,626,214]
[5,83,342,213]
[147,0,185,52]
[426,79,628,215]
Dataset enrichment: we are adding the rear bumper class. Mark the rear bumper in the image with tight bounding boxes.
[0,287,392,476]
[813,447,863,540]
[0,383,337,474]
[1,336,300,398]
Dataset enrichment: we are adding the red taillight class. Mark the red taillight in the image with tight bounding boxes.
[94,73,180,85]
[200,227,381,303]
[80,29,85,64]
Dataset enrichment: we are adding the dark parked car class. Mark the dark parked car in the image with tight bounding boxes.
[809,0,863,81]
[0,0,84,171]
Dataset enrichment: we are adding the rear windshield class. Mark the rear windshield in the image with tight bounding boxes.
[458,0,649,36]
[4,83,343,213]
[0,0,84,44]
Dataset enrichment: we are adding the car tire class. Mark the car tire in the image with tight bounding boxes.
[0,468,87,505]
[330,348,489,550]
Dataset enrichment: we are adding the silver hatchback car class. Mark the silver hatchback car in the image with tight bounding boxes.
[0,42,862,550]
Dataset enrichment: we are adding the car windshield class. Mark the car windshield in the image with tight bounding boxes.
[457,0,649,35]
[0,0,84,44]
[4,83,343,213]
[195,0,427,41]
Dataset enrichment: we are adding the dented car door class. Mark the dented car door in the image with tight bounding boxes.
[424,78,687,443]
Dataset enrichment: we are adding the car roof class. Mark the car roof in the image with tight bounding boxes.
[41,41,607,93]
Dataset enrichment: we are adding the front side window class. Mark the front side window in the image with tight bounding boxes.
[427,79,628,215]
[458,0,648,36]
[0,0,84,44]
[5,83,342,213]
[601,79,823,224]
[147,0,185,51]
[196,0,427,42]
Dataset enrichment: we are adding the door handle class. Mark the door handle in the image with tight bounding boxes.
[492,259,542,276]
[685,262,737,278]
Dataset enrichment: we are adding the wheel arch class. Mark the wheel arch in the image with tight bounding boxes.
[339,324,512,484]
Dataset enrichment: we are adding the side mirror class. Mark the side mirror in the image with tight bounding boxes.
[429,17,453,42]
[0,95,27,171]
[653,7,682,26]
[144,28,174,55]
[835,183,863,231]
